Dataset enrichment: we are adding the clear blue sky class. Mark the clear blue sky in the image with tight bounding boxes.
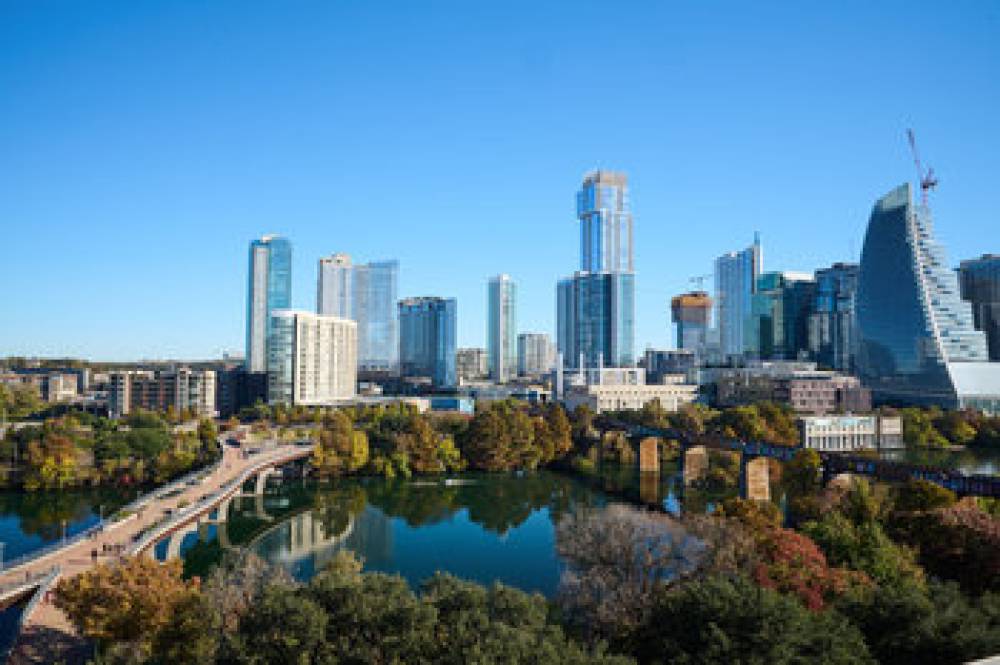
[2,1,998,361]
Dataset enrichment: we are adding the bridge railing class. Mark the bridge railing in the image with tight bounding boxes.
[128,444,314,557]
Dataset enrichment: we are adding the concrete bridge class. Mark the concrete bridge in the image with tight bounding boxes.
[2,438,315,665]
[601,420,1000,499]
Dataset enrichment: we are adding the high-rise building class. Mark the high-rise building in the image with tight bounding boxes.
[487,274,517,382]
[398,297,457,388]
[246,235,292,373]
[517,333,554,378]
[671,291,712,354]
[809,262,860,371]
[456,347,488,383]
[317,255,399,372]
[857,183,1000,412]
[959,255,1000,362]
[557,171,635,369]
[266,310,357,405]
[747,272,815,361]
[714,235,762,359]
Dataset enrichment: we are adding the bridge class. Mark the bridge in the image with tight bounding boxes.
[1,436,315,665]
[600,420,1000,499]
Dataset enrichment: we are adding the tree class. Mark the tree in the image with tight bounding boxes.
[53,557,197,653]
[0,383,42,418]
[633,575,875,664]
[231,585,328,665]
[784,448,822,496]
[892,478,957,514]
[312,410,368,477]
[396,414,461,474]
[148,591,219,665]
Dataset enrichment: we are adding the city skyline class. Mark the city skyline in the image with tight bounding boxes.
[2,2,999,360]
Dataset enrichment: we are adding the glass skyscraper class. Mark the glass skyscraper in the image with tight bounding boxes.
[398,297,457,388]
[557,171,636,369]
[714,235,762,359]
[857,183,999,412]
[246,235,292,373]
[487,274,517,382]
[809,262,859,371]
[318,254,399,372]
[959,255,1000,362]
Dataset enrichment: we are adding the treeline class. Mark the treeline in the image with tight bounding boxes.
[0,411,219,490]
[892,406,1000,448]
[603,400,801,446]
[238,400,576,479]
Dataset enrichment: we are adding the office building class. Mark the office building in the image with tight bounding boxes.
[959,254,1000,362]
[746,271,815,361]
[799,415,903,452]
[641,348,697,384]
[557,171,636,369]
[561,366,697,414]
[705,361,870,414]
[317,255,399,372]
[456,347,488,383]
[715,234,762,359]
[267,310,357,405]
[216,366,268,418]
[246,235,292,373]
[108,368,216,418]
[398,297,457,389]
[487,274,517,382]
[857,183,1000,412]
[517,333,554,378]
[671,291,712,353]
[809,263,860,371]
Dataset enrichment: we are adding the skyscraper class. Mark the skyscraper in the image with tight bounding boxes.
[246,235,292,373]
[398,297,457,388]
[517,332,555,378]
[809,262,860,371]
[714,235,762,359]
[318,255,399,372]
[959,255,1000,362]
[487,274,517,382]
[557,171,636,369]
[671,291,712,353]
[857,183,999,411]
[267,310,357,405]
[746,272,815,361]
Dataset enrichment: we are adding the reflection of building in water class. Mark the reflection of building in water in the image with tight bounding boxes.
[253,505,392,578]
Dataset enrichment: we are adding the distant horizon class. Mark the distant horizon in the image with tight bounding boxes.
[3,2,998,360]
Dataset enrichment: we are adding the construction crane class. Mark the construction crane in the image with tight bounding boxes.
[907,128,938,206]
[689,273,712,292]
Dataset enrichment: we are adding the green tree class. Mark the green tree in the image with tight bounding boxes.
[231,585,328,665]
[784,448,822,497]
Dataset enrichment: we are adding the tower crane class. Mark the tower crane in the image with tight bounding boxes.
[907,128,938,206]
[689,273,712,292]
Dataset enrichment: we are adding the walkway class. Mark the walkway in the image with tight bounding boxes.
[3,438,314,665]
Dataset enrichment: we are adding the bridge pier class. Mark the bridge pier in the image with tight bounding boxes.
[682,446,708,486]
[740,456,770,502]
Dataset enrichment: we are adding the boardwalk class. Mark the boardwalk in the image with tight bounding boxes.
[3,439,313,665]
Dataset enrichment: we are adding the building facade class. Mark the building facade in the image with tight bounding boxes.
[487,274,517,382]
[671,291,712,354]
[398,297,457,389]
[246,235,292,373]
[707,362,871,414]
[857,184,999,412]
[108,368,217,418]
[798,415,903,452]
[517,333,554,378]
[266,310,357,405]
[746,271,815,361]
[317,254,399,372]
[561,367,697,414]
[959,254,1000,362]
[809,262,859,371]
[714,235,762,359]
[456,347,488,383]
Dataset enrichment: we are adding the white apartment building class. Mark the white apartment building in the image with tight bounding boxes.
[267,310,357,405]
[108,368,216,418]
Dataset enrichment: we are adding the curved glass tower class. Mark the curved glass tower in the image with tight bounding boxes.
[857,184,998,411]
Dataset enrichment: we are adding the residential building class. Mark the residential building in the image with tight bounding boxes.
[715,234,762,359]
[641,348,698,384]
[108,368,217,418]
[809,262,860,371]
[266,310,357,405]
[517,333,554,378]
[216,366,268,418]
[317,254,399,372]
[671,291,712,354]
[456,347,488,383]
[0,371,79,403]
[857,184,1000,412]
[557,171,635,369]
[561,366,697,414]
[959,254,1000,361]
[246,235,292,373]
[488,274,517,382]
[706,361,870,414]
[746,271,815,361]
[798,415,903,452]
[398,297,457,389]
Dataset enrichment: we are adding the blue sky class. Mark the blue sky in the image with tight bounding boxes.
[2,1,998,361]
